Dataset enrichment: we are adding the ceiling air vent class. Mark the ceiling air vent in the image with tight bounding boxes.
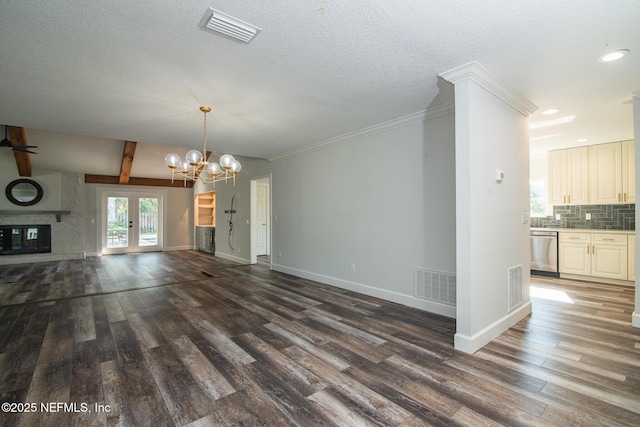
[200,8,261,43]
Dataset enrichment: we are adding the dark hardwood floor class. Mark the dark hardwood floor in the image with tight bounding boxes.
[1,252,639,426]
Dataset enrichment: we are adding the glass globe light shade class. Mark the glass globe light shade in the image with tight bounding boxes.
[219,154,235,169]
[230,159,242,173]
[180,161,190,172]
[164,153,181,168]
[207,162,222,175]
[186,150,203,165]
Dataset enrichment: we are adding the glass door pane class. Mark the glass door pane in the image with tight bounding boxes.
[107,196,129,249]
[138,197,158,247]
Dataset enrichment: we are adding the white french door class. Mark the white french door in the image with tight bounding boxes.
[101,191,163,255]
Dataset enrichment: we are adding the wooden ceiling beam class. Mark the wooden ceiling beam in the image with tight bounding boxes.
[85,174,194,188]
[7,126,32,177]
[118,140,137,184]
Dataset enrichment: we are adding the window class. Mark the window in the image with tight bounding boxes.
[530,179,547,217]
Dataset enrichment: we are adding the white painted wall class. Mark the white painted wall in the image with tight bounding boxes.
[271,112,457,316]
[441,62,535,353]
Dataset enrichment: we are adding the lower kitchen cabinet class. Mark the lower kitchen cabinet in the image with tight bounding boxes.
[196,226,215,254]
[559,232,628,281]
[559,232,591,276]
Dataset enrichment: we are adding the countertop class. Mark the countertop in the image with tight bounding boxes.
[531,227,635,235]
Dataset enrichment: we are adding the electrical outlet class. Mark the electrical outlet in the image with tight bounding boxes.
[556,214,561,220]
[350,263,356,272]
[278,250,282,258]
[585,213,591,220]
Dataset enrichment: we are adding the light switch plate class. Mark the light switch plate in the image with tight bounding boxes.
[556,214,561,220]
[586,213,591,220]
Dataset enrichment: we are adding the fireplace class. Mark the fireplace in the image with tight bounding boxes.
[0,225,52,255]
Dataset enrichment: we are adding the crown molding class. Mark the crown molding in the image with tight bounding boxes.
[439,61,537,117]
[269,103,454,162]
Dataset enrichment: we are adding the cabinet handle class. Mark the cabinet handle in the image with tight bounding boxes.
[624,193,627,202]
[593,245,596,254]
[602,238,615,241]
[618,193,622,202]
[586,245,589,254]
[569,236,581,240]
[568,195,571,203]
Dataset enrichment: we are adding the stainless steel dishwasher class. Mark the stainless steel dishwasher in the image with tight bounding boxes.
[530,230,559,277]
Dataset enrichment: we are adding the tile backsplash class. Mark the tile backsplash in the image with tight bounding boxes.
[530,204,635,230]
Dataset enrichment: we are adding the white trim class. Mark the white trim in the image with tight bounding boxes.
[165,245,192,251]
[215,251,250,264]
[454,301,532,354]
[270,110,429,162]
[0,251,86,265]
[632,311,640,328]
[439,61,538,116]
[272,263,457,318]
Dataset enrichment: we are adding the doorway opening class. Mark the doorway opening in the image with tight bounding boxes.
[100,190,164,255]
[250,175,271,265]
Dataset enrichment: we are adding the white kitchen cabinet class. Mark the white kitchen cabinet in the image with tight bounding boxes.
[590,234,627,280]
[559,232,591,275]
[588,141,635,204]
[628,234,636,281]
[559,232,628,280]
[621,140,635,204]
[548,147,589,205]
[589,143,622,204]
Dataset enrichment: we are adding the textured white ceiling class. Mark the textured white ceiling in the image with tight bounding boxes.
[0,0,639,175]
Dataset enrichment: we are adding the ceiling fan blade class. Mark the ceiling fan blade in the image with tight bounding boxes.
[12,146,38,154]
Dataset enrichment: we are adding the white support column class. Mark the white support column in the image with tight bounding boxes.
[633,91,640,328]
[440,61,537,353]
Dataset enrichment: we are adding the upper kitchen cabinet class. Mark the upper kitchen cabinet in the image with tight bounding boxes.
[548,147,589,205]
[621,140,635,204]
[588,140,635,204]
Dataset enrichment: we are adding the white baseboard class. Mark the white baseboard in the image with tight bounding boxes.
[454,301,532,354]
[633,311,640,328]
[215,251,250,265]
[272,263,456,318]
[165,245,193,251]
[0,251,87,265]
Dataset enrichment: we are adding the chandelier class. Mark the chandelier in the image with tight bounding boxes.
[164,106,241,186]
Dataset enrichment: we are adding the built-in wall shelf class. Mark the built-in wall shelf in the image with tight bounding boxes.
[195,191,216,227]
[0,210,71,222]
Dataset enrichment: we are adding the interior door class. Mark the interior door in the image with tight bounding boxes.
[256,184,268,256]
[102,191,162,255]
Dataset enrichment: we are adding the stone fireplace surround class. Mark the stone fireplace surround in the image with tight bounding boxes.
[0,173,86,265]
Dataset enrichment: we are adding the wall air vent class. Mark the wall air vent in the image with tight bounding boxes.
[508,265,524,312]
[200,8,261,43]
[415,268,456,306]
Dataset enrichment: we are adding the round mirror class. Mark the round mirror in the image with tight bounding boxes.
[5,179,44,206]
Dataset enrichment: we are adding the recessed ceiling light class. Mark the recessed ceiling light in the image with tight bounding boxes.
[541,108,560,115]
[598,49,630,63]
[577,138,588,143]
